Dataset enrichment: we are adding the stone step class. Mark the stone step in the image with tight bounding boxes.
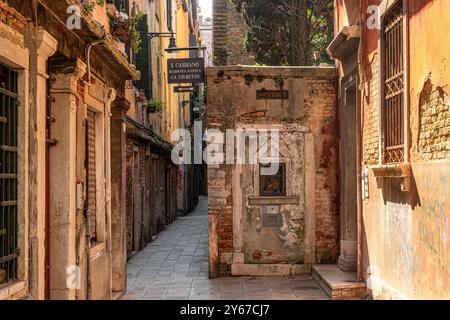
[312,265,368,300]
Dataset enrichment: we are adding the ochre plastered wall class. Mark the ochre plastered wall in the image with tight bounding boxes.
[334,0,450,299]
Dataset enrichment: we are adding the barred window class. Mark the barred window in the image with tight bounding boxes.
[0,63,19,285]
[382,1,406,164]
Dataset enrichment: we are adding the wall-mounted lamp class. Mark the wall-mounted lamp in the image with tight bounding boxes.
[149,31,178,52]
[168,34,178,51]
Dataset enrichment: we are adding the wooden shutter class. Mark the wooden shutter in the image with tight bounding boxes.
[135,15,152,96]
[86,110,97,240]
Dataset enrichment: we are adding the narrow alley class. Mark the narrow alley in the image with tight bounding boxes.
[1,0,449,305]
[122,197,328,300]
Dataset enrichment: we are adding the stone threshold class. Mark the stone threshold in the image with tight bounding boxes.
[231,264,312,277]
[312,265,367,300]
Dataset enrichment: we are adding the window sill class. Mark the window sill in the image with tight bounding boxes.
[248,196,300,205]
[370,163,413,192]
[0,281,26,300]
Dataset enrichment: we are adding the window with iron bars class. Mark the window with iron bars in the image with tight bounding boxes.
[0,63,19,285]
[382,1,406,164]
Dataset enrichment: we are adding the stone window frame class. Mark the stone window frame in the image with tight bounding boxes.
[253,156,293,198]
[258,163,287,197]
[0,21,30,299]
[371,0,413,192]
[378,0,411,165]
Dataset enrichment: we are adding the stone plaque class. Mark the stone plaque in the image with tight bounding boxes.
[263,214,283,228]
[256,89,289,100]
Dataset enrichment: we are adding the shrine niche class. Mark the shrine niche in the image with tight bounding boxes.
[259,163,287,197]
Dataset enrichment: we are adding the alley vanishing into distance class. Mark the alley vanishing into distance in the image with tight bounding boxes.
[122,197,328,300]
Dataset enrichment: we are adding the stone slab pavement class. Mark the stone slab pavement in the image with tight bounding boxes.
[122,196,328,300]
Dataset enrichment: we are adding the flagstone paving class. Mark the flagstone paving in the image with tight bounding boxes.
[122,196,328,300]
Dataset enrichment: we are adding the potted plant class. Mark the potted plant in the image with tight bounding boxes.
[110,10,143,52]
[111,10,131,41]
[147,98,165,113]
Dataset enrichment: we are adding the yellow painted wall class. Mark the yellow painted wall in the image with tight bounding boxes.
[119,0,196,140]
[148,0,195,141]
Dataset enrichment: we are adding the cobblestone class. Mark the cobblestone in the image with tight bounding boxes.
[122,196,328,300]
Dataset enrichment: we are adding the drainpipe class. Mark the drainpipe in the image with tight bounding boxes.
[45,60,57,300]
[356,0,365,282]
[85,29,107,85]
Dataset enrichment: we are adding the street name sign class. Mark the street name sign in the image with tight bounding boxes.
[168,58,205,84]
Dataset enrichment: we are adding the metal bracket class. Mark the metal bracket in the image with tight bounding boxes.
[148,32,176,40]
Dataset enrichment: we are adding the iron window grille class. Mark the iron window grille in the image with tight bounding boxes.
[382,1,406,164]
[0,63,19,285]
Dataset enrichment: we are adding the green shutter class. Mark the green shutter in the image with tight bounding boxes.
[134,15,152,96]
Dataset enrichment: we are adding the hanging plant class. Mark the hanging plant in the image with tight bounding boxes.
[82,0,105,13]
[147,98,165,113]
[110,10,144,52]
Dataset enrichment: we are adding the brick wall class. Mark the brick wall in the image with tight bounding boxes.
[125,138,135,256]
[213,0,254,65]
[304,79,340,262]
[126,135,179,256]
[417,77,450,160]
[362,57,380,166]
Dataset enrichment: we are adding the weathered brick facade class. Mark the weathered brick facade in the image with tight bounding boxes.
[417,77,450,161]
[0,0,142,300]
[125,120,180,259]
[213,0,254,65]
[125,138,154,257]
[207,66,339,277]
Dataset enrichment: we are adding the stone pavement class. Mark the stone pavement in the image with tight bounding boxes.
[122,196,328,300]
